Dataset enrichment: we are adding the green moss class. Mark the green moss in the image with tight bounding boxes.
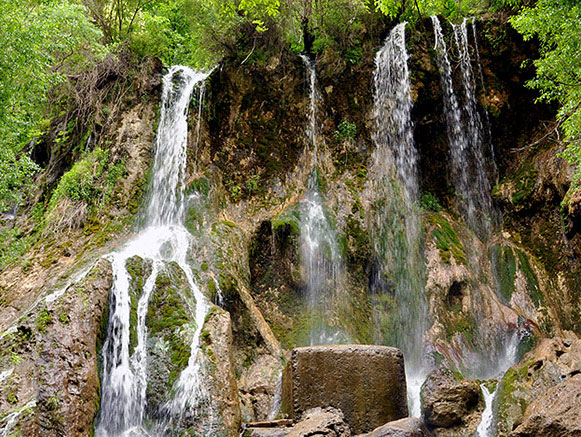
[444,313,478,346]
[125,256,151,354]
[491,244,517,302]
[147,265,192,388]
[272,209,301,236]
[511,162,538,206]
[515,249,543,306]
[7,392,17,404]
[58,311,70,325]
[185,177,210,197]
[36,307,52,334]
[428,214,467,265]
[420,192,442,212]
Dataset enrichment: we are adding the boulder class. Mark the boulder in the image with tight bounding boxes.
[420,368,482,435]
[512,374,581,436]
[282,345,408,434]
[496,337,581,435]
[287,407,351,437]
[360,418,433,437]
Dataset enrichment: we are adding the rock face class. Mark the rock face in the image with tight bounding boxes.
[198,305,242,436]
[497,337,581,435]
[35,259,113,435]
[361,418,434,437]
[511,374,581,436]
[420,368,483,436]
[282,345,408,434]
[0,259,112,436]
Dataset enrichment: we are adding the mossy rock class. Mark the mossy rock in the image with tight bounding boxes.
[272,209,301,236]
[145,262,196,408]
[496,357,535,435]
[125,256,152,355]
[515,249,543,307]
[427,213,467,265]
[490,244,517,303]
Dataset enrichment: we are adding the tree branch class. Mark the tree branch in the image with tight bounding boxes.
[511,102,581,152]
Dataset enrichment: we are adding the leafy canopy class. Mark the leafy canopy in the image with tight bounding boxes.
[0,0,106,211]
[511,0,581,198]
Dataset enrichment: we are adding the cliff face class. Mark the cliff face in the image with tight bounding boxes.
[0,13,579,436]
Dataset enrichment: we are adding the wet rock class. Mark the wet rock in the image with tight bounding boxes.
[239,354,284,422]
[36,259,113,436]
[145,263,194,412]
[423,213,524,374]
[420,368,482,435]
[512,373,581,436]
[359,418,433,437]
[282,345,408,434]
[497,337,581,435]
[287,407,351,437]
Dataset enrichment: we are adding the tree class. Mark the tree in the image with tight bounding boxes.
[511,0,581,193]
[0,0,106,211]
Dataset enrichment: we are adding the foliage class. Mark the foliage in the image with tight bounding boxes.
[420,192,441,212]
[45,147,125,230]
[511,0,581,200]
[334,120,357,139]
[0,0,106,212]
[373,0,524,20]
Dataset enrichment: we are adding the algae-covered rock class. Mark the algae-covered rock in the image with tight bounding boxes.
[35,259,113,435]
[145,262,195,411]
[420,368,483,436]
[0,259,112,436]
[125,255,152,354]
[239,354,284,423]
[496,337,581,435]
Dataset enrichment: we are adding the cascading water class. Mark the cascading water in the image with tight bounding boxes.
[299,54,347,345]
[432,17,522,431]
[432,16,494,240]
[370,22,428,417]
[471,17,497,180]
[96,66,210,436]
[475,331,520,436]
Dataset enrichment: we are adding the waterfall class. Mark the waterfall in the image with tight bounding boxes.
[95,66,210,436]
[300,54,321,161]
[477,383,498,437]
[476,331,519,436]
[471,18,496,169]
[299,55,346,345]
[432,16,494,239]
[370,22,428,417]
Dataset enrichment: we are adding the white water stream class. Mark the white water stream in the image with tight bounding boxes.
[432,16,494,240]
[299,55,347,346]
[371,23,428,417]
[95,66,210,436]
[476,331,520,436]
